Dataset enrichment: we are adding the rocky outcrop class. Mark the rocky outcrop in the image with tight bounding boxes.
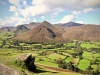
[16,54,36,72]
[0,63,20,75]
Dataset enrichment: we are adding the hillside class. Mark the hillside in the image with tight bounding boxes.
[15,21,65,42]
[23,22,40,29]
[0,27,14,33]
[55,22,83,27]
[12,25,30,34]
[63,25,100,41]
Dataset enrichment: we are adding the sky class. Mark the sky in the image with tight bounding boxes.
[0,0,100,27]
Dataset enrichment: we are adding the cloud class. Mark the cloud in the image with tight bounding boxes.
[9,0,21,8]
[83,8,95,13]
[33,19,37,22]
[76,21,84,24]
[9,0,100,20]
[22,1,27,6]
[9,5,17,12]
[0,14,31,27]
[4,0,100,27]
[32,0,100,11]
[21,5,49,18]
[59,15,75,23]
[72,11,81,15]
[41,16,45,20]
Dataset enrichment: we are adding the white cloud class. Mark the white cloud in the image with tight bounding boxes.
[59,15,75,23]
[83,8,95,13]
[82,0,100,8]
[0,14,31,27]
[72,11,81,15]
[32,0,100,11]
[4,0,100,27]
[9,5,17,12]
[33,19,37,22]
[14,12,19,17]
[76,21,84,24]
[9,0,21,8]
[21,5,49,18]
[41,16,45,20]
[8,0,100,22]
[23,1,27,6]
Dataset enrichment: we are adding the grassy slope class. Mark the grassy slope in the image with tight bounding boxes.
[0,48,82,75]
[78,59,90,71]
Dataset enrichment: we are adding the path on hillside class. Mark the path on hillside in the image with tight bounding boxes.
[0,63,20,75]
[36,63,71,73]
[36,63,83,75]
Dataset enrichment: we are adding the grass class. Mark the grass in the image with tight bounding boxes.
[98,63,100,72]
[78,59,90,71]
[93,53,100,58]
[81,43,100,49]
[67,43,75,46]
[72,57,79,65]
[36,61,58,67]
[48,53,65,60]
[0,48,82,75]
[0,32,13,40]
[32,72,82,75]
[82,52,93,60]
[66,50,75,53]
[91,65,97,71]
[65,56,73,63]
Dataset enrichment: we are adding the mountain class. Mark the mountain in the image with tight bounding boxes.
[63,25,100,41]
[0,27,14,33]
[22,22,40,29]
[12,25,30,34]
[15,21,65,42]
[61,22,83,27]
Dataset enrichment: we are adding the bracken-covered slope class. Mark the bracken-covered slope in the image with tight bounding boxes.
[63,25,100,41]
[22,22,40,29]
[0,27,14,33]
[55,22,83,27]
[12,25,30,34]
[15,21,65,42]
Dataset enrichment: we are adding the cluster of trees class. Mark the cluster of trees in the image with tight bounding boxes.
[55,58,99,75]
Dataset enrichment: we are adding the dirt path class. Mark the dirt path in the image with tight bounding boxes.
[0,63,20,75]
[36,63,71,73]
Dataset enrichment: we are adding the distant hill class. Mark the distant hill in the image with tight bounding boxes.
[15,21,65,42]
[22,22,40,29]
[63,25,100,41]
[12,25,29,34]
[1,21,100,42]
[60,22,83,27]
[0,27,14,33]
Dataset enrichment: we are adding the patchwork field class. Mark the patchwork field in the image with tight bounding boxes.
[0,32,100,75]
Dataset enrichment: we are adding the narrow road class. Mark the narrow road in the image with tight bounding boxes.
[0,63,20,75]
[36,63,70,73]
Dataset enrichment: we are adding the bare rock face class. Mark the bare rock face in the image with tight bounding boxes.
[0,63,20,75]
[16,54,36,72]
[24,54,36,72]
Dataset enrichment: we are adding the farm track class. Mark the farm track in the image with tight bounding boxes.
[36,63,70,73]
[36,63,83,75]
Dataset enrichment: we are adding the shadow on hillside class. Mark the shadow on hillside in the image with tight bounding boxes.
[34,69,58,74]
[34,69,48,73]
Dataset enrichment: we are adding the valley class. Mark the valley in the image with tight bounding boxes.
[0,21,100,75]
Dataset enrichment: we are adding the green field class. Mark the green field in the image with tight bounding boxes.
[78,59,90,71]
[81,43,100,49]
[0,32,100,75]
[0,48,82,75]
